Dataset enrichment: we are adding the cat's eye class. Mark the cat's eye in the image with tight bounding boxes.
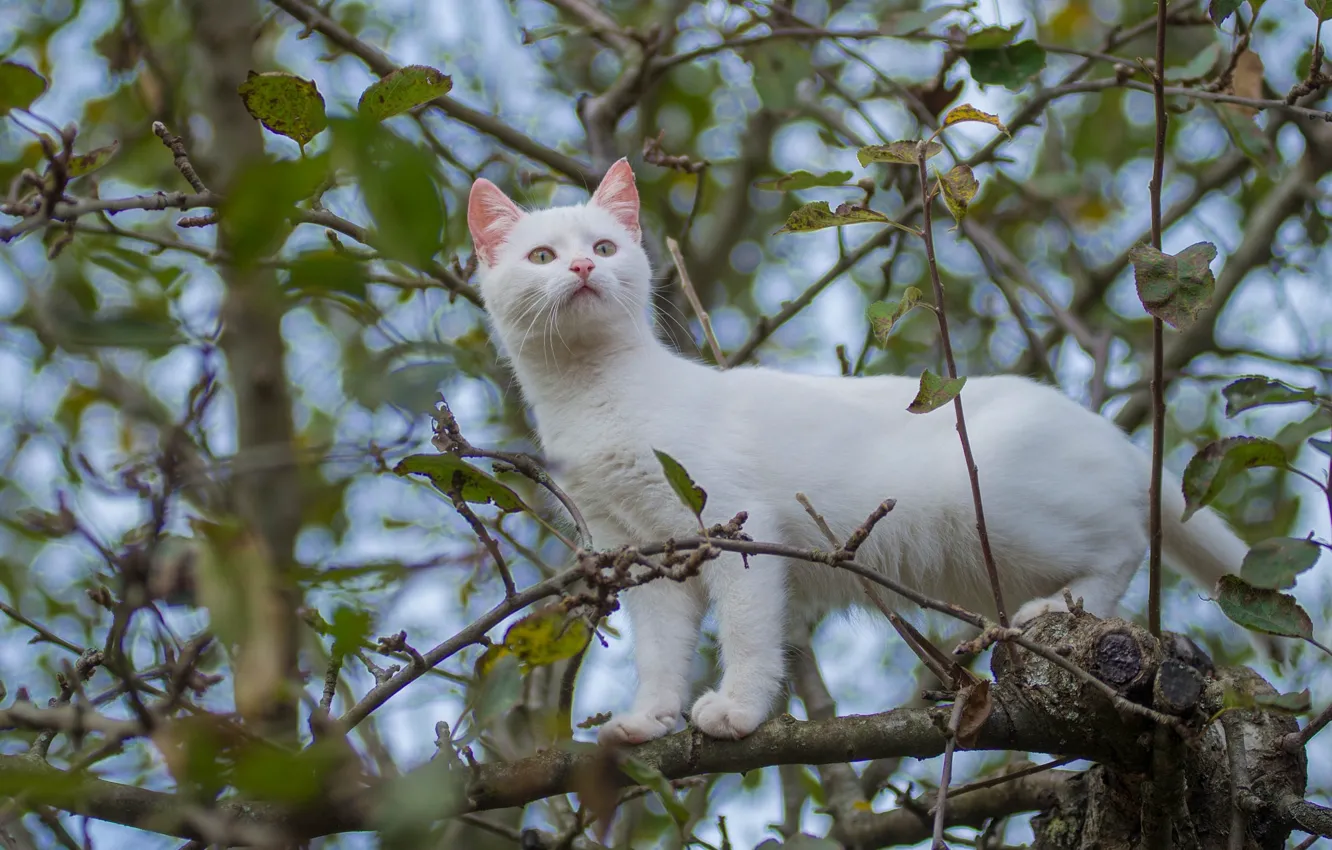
[528,247,556,264]
[593,240,617,257]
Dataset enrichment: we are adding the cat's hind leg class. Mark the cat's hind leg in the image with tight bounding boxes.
[1012,557,1138,626]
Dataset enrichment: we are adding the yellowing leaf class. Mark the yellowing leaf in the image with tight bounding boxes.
[394,453,527,512]
[867,287,923,345]
[501,607,591,669]
[237,71,327,147]
[942,104,1010,136]
[908,370,966,414]
[754,170,854,191]
[776,200,891,233]
[358,64,453,121]
[858,141,941,166]
[938,164,979,226]
[62,140,120,179]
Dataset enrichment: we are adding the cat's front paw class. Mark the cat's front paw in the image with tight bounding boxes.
[689,690,766,739]
[597,704,681,746]
[1013,594,1068,626]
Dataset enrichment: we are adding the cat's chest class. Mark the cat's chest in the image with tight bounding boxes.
[537,410,659,509]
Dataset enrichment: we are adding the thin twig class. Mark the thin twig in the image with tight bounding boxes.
[1284,698,1332,753]
[929,756,1078,811]
[448,491,517,597]
[1145,0,1170,641]
[152,121,209,193]
[1221,712,1254,850]
[0,601,85,655]
[932,685,969,849]
[915,140,1011,636]
[665,236,725,365]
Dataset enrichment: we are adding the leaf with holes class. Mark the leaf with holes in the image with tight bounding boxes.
[858,141,941,166]
[1215,575,1313,639]
[776,200,892,233]
[1128,242,1217,330]
[956,680,992,748]
[942,104,1010,136]
[1181,436,1287,520]
[394,454,527,512]
[502,606,590,670]
[237,71,327,147]
[1255,688,1313,715]
[938,164,979,226]
[653,449,706,519]
[754,170,853,191]
[1241,537,1322,590]
[358,65,453,121]
[867,287,923,345]
[621,756,691,827]
[0,62,47,114]
[966,41,1047,91]
[1222,376,1319,417]
[908,370,966,414]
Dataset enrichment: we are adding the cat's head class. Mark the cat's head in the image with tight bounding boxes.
[467,159,652,361]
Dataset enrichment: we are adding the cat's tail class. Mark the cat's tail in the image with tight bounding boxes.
[1160,472,1285,665]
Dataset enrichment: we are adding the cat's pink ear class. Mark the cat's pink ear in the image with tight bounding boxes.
[590,158,641,242]
[468,179,524,266]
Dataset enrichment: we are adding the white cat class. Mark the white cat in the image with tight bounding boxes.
[466,159,1253,744]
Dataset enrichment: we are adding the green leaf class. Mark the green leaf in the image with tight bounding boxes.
[938,164,979,226]
[329,605,373,657]
[1214,104,1273,168]
[358,65,453,121]
[653,449,707,519]
[1209,0,1245,24]
[1182,436,1288,520]
[1168,42,1223,83]
[237,71,327,147]
[376,363,454,412]
[1307,0,1332,22]
[60,140,120,180]
[942,104,1010,136]
[331,117,444,267]
[964,24,1022,49]
[1254,688,1313,715]
[754,170,853,191]
[620,756,691,827]
[1127,241,1217,330]
[908,370,966,414]
[1215,575,1313,639]
[966,42,1047,91]
[1222,376,1319,417]
[0,61,48,114]
[1241,537,1322,590]
[743,40,811,111]
[502,607,591,669]
[776,200,891,233]
[867,287,923,345]
[469,652,522,731]
[286,251,368,300]
[219,154,328,267]
[394,453,527,512]
[1312,438,1332,458]
[858,141,941,166]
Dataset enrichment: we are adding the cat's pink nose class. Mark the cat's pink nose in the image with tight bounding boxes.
[569,258,595,279]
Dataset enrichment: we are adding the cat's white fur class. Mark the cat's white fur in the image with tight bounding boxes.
[467,159,1251,744]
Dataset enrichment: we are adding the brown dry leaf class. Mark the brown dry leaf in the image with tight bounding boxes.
[955,680,993,748]
[574,747,623,841]
[1229,50,1265,117]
